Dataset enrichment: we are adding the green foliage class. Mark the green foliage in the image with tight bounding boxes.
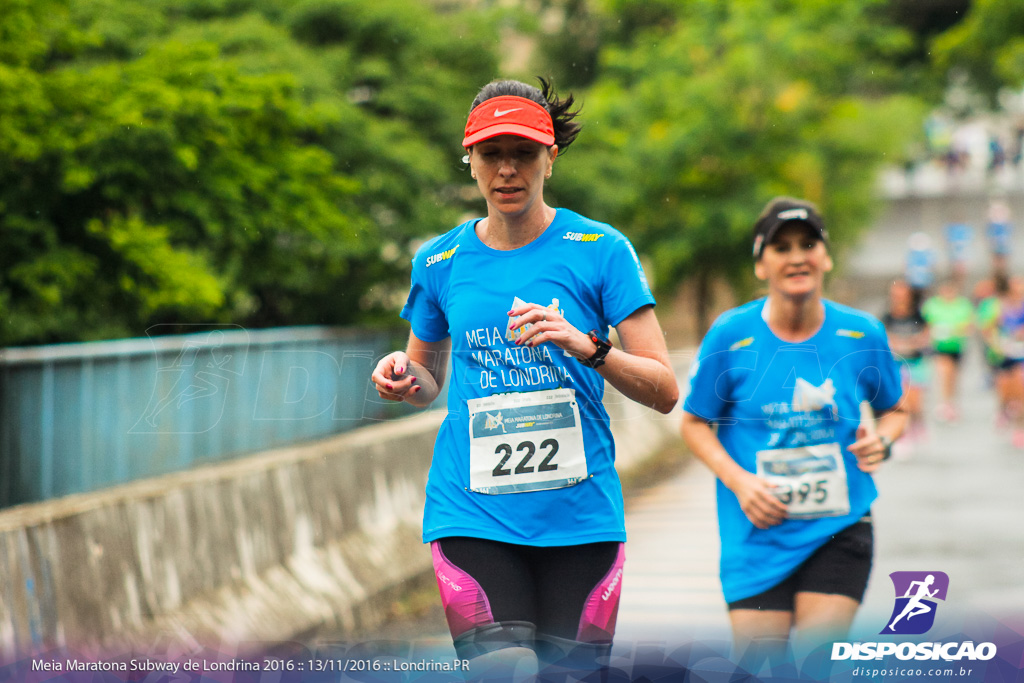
[882,0,970,72]
[1,0,1009,346]
[932,0,1024,100]
[549,0,927,315]
[530,0,606,89]
[0,0,499,345]
[2,38,362,342]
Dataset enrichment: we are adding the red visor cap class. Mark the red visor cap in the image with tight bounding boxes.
[462,96,555,148]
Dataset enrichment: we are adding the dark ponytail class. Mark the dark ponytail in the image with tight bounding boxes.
[469,77,582,152]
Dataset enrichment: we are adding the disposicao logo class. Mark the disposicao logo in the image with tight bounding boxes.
[831,570,997,663]
[883,571,948,635]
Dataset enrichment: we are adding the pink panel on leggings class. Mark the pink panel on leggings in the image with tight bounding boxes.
[431,542,495,638]
[576,543,625,643]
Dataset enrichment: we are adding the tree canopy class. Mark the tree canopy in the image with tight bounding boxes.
[931,0,1024,101]
[544,0,925,321]
[1,0,496,345]
[1,0,1017,345]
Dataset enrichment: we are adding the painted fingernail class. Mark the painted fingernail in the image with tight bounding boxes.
[413,386,422,393]
[386,383,393,390]
[396,366,404,374]
[410,376,417,383]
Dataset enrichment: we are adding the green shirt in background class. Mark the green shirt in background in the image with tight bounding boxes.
[976,297,1000,327]
[922,296,973,353]
[976,296,1002,363]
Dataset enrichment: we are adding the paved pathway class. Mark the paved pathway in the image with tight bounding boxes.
[615,348,1024,646]
[614,190,1024,647]
[615,461,728,642]
[861,348,1024,631]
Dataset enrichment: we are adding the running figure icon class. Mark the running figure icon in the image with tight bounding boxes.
[887,574,938,632]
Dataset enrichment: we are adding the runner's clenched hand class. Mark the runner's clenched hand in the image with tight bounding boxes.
[371,351,421,402]
[508,302,595,360]
[730,470,789,529]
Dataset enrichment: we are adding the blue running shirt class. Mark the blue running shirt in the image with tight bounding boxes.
[683,298,902,602]
[945,223,973,265]
[988,220,1012,256]
[905,246,936,290]
[401,208,655,546]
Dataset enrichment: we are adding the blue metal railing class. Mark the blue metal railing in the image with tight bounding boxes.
[0,326,411,507]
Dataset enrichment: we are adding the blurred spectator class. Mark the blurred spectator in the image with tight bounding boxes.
[944,221,973,286]
[882,280,930,448]
[988,134,1006,175]
[921,279,974,422]
[990,277,1024,448]
[1012,123,1024,167]
[987,198,1013,276]
[905,232,937,311]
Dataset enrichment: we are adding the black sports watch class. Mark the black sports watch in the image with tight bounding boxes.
[879,434,894,461]
[577,330,612,369]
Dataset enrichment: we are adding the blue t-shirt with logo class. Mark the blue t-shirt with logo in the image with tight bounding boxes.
[401,208,655,546]
[683,298,902,603]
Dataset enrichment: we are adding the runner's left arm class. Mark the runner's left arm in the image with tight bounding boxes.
[510,303,679,414]
[849,404,908,473]
[604,306,680,413]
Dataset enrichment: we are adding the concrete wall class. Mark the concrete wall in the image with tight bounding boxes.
[0,376,687,658]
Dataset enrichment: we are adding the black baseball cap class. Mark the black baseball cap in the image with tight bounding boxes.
[752,197,829,259]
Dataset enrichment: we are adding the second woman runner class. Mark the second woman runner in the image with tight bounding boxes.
[680,197,907,660]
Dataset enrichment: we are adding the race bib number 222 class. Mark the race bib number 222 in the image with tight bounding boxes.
[467,388,588,495]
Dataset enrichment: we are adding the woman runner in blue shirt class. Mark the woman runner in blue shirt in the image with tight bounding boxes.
[370,78,679,679]
[681,197,907,661]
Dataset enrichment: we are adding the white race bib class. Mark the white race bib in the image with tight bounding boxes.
[467,388,588,495]
[755,443,850,519]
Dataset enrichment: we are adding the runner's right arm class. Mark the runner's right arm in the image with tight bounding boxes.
[371,331,451,408]
[680,412,788,529]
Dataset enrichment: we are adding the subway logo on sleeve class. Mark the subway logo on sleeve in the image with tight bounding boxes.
[426,245,459,267]
[563,232,605,243]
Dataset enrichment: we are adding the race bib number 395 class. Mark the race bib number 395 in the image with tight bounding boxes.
[755,443,850,519]
[468,388,588,495]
